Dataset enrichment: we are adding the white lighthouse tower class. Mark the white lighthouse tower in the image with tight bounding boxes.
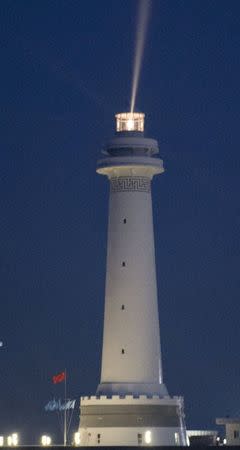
[78,112,188,446]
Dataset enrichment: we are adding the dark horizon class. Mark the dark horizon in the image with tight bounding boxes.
[1,0,240,444]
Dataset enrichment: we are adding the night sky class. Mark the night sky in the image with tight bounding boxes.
[1,0,240,444]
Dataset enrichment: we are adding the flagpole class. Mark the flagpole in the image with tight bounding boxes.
[64,369,67,447]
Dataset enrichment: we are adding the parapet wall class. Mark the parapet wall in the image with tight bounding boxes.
[80,394,184,407]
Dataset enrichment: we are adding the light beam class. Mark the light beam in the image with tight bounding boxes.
[130,0,151,113]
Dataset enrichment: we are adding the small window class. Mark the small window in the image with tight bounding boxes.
[123,218,127,224]
[234,430,239,439]
[122,261,126,267]
[121,348,125,354]
[121,305,125,310]
[138,433,142,445]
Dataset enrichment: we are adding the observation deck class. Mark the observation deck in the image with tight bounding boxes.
[97,111,163,177]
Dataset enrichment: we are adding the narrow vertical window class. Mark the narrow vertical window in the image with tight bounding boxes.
[121,348,125,354]
[122,261,126,267]
[234,430,239,439]
[121,305,125,310]
[123,218,127,224]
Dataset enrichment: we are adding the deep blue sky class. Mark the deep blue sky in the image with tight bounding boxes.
[1,0,240,444]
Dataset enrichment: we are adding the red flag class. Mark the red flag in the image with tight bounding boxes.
[52,371,65,384]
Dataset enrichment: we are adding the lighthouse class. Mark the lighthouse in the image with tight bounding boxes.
[78,112,188,446]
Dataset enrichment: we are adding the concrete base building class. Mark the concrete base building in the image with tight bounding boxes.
[79,395,186,446]
[216,418,240,446]
[78,113,188,446]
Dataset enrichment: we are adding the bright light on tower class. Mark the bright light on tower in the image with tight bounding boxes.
[41,435,52,446]
[115,112,144,132]
[145,430,152,444]
[127,118,134,131]
[11,433,18,446]
[74,432,81,446]
[7,434,18,447]
[0,437,4,447]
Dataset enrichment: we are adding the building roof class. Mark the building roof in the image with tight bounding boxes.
[216,418,240,424]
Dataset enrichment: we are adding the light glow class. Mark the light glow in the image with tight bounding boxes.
[127,118,134,131]
[11,434,18,446]
[0,437,4,447]
[41,435,52,446]
[145,430,152,444]
[174,432,180,445]
[115,112,145,133]
[74,432,81,446]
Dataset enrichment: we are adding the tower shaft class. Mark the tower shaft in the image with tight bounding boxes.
[98,166,165,395]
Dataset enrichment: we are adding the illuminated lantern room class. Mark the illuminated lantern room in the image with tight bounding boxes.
[115,112,145,133]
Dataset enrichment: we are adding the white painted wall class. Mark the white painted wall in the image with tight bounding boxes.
[79,396,187,446]
[79,426,183,446]
[97,164,163,391]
